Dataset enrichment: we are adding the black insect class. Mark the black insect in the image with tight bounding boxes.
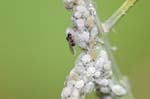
[66,33,76,55]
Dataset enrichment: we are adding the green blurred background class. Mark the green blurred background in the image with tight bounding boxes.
[0,0,149,99]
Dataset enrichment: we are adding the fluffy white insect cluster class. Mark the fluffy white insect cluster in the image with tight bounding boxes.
[62,0,127,99]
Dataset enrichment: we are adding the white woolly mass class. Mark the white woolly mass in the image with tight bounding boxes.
[94,71,101,78]
[76,5,87,13]
[91,26,98,38]
[62,87,72,97]
[95,57,105,68]
[84,81,95,93]
[81,54,91,64]
[76,19,85,29]
[103,96,113,99]
[74,11,82,18]
[64,0,74,9]
[103,62,111,70]
[111,85,127,96]
[100,87,111,94]
[82,31,90,42]
[87,67,95,74]
[72,88,80,97]
[96,79,109,86]
[75,80,85,89]
[62,51,127,99]
[62,0,128,99]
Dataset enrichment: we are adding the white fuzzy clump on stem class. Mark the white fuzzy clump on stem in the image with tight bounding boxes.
[62,0,137,99]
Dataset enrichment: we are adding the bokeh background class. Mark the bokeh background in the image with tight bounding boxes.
[0,0,149,99]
